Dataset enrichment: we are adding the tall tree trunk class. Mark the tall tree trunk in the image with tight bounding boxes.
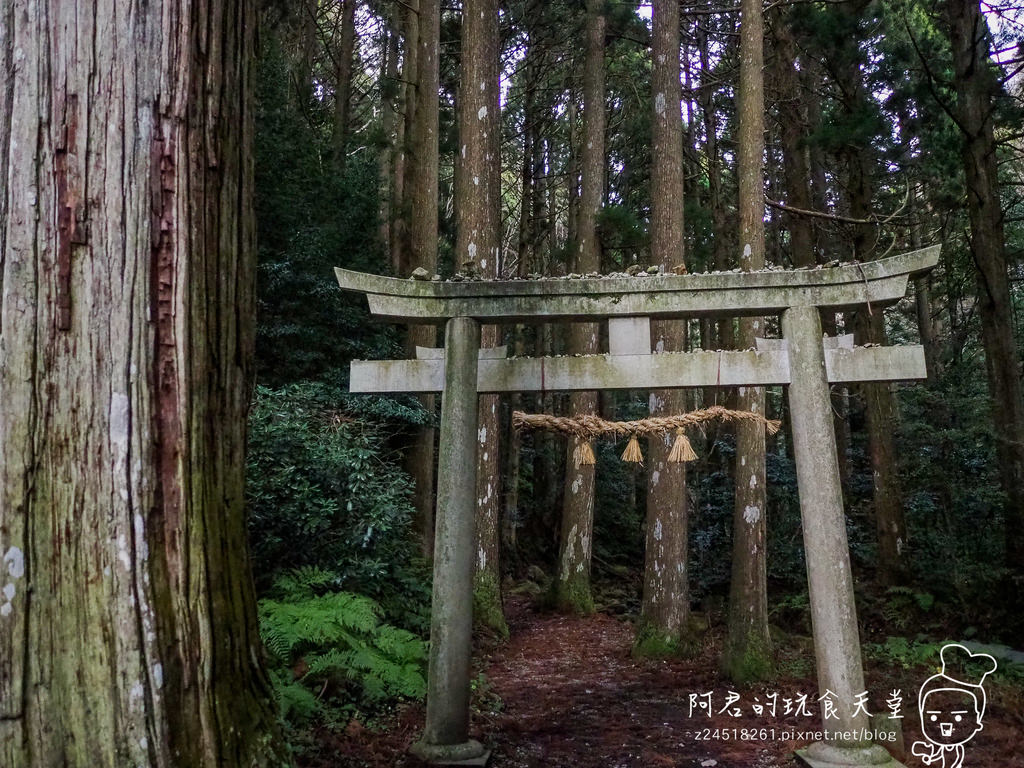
[379,17,400,254]
[294,0,319,109]
[826,0,909,584]
[638,0,692,657]
[392,0,419,276]
[772,15,814,268]
[854,313,909,585]
[532,323,560,562]
[947,0,1024,566]
[408,0,439,293]
[849,81,907,583]
[505,5,545,572]
[902,154,941,382]
[555,0,605,615]
[800,57,853,483]
[773,9,851,484]
[566,92,582,267]
[404,0,441,557]
[517,3,540,279]
[0,1,285,764]
[456,0,506,636]
[698,24,733,355]
[723,0,774,683]
[909,195,942,382]
[332,0,359,170]
[534,101,560,558]
[502,399,522,568]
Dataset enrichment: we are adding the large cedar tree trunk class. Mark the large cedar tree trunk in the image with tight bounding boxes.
[0,1,284,764]
[456,0,507,636]
[801,55,853,484]
[723,0,774,683]
[853,311,909,586]
[391,0,418,275]
[638,0,692,657]
[947,0,1024,566]
[555,0,605,615]
[771,16,815,268]
[502,1,544,569]
[404,0,441,557]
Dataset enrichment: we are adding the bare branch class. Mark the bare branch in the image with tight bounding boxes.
[765,190,911,226]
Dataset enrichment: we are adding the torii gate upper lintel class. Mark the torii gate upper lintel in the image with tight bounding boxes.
[334,245,940,768]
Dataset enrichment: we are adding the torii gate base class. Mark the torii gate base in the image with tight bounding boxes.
[337,248,939,768]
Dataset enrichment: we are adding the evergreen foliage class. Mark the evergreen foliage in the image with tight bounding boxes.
[247,382,431,630]
[254,33,400,386]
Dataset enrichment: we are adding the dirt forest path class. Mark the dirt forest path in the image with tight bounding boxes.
[476,596,795,768]
[325,594,1019,767]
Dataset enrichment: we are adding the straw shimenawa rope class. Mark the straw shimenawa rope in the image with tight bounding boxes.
[514,406,780,468]
[512,405,781,440]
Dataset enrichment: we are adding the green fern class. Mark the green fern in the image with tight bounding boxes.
[258,569,427,725]
[269,566,341,601]
[268,668,322,723]
[882,586,935,630]
[865,636,942,670]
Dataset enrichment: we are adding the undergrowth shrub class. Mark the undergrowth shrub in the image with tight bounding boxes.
[247,381,431,631]
[895,360,1013,638]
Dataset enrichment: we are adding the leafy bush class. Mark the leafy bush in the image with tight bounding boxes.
[259,568,427,725]
[247,381,431,630]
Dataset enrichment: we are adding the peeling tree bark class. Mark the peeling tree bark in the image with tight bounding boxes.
[0,1,285,764]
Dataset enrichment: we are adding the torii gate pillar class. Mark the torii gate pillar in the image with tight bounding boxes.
[410,317,490,765]
[785,306,896,768]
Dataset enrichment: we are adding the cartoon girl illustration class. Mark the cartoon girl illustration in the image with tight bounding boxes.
[910,643,997,768]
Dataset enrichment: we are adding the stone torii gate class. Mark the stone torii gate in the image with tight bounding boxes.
[335,246,939,768]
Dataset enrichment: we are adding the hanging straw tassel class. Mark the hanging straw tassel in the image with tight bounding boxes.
[573,440,597,468]
[621,434,644,465]
[668,429,698,463]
